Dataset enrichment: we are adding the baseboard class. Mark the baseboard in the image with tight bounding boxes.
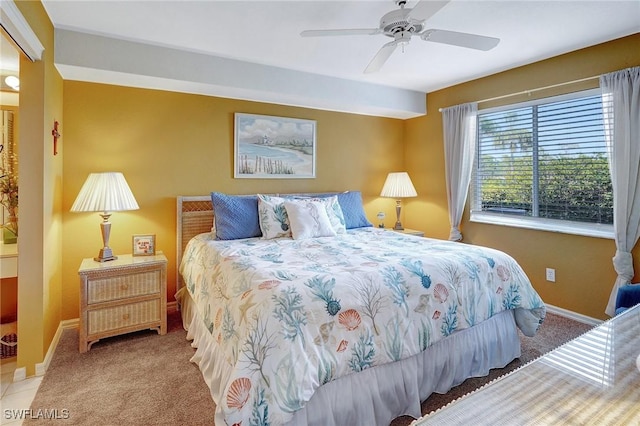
[61,318,80,330]
[167,301,178,314]
[34,318,78,377]
[12,366,25,382]
[10,318,76,382]
[545,303,602,326]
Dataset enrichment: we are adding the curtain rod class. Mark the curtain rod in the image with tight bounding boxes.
[438,75,600,112]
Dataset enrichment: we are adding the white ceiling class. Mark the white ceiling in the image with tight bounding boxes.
[31,1,640,117]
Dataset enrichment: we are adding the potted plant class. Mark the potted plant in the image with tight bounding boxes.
[0,161,18,244]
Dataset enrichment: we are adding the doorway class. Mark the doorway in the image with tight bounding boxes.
[0,26,20,392]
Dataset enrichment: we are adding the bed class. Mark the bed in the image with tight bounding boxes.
[176,192,546,426]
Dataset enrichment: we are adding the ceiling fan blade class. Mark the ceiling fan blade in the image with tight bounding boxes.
[407,0,450,21]
[300,28,381,37]
[364,41,398,74]
[421,29,500,51]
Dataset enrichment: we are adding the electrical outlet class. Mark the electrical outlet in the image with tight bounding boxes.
[546,268,556,282]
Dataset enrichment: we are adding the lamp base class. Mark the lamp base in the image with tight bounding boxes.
[393,200,404,230]
[94,256,117,263]
[94,247,117,263]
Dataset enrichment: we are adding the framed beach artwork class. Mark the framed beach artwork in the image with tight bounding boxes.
[234,113,316,179]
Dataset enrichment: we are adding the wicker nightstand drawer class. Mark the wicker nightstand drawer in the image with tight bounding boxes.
[87,299,161,334]
[87,270,161,304]
[78,253,167,352]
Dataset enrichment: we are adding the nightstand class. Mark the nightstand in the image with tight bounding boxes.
[78,252,167,353]
[389,228,424,237]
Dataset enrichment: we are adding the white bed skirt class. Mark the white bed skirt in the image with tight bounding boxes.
[176,287,521,426]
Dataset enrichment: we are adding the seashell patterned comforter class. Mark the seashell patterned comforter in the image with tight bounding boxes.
[179,227,546,425]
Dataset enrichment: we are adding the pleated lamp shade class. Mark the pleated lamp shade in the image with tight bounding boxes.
[380,172,417,198]
[71,172,139,262]
[71,172,139,213]
[380,172,417,231]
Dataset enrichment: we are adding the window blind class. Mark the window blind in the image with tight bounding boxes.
[474,90,613,225]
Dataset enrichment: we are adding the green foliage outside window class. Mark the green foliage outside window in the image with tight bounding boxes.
[480,153,613,224]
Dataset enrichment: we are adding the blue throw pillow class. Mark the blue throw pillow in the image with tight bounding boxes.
[336,191,373,229]
[210,192,262,240]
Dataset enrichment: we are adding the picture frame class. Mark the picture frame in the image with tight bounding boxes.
[132,234,156,256]
[234,113,316,179]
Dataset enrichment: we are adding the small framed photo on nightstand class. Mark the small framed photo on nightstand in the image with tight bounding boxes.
[132,234,156,256]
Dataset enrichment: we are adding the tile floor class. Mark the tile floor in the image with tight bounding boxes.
[1,361,42,425]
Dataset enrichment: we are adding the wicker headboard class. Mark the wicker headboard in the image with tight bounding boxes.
[176,196,214,291]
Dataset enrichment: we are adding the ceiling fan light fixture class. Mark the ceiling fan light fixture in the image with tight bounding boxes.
[394,30,412,53]
[300,0,499,73]
[395,30,412,44]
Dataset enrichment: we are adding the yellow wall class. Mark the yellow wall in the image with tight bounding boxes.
[405,33,640,320]
[60,83,404,319]
[15,0,64,376]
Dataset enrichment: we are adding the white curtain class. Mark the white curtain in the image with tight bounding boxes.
[600,66,640,317]
[442,102,478,241]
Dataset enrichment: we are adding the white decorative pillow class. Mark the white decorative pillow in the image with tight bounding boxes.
[290,195,346,234]
[284,199,337,240]
[315,195,346,234]
[257,195,291,239]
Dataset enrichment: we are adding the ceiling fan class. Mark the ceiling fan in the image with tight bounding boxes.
[300,0,500,73]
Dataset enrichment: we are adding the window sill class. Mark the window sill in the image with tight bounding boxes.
[470,212,614,239]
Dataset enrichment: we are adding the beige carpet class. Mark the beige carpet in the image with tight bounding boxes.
[27,311,592,425]
[25,313,214,425]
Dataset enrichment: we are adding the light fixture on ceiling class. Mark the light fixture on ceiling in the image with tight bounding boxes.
[4,75,19,91]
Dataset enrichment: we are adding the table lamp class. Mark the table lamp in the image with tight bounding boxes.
[71,172,139,262]
[380,172,417,230]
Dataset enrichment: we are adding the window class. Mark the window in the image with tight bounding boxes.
[471,89,614,238]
